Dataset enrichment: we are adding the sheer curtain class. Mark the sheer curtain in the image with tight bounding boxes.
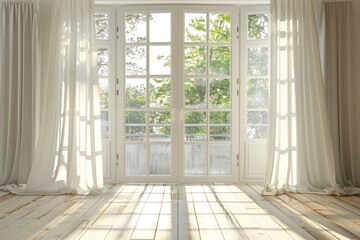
[0,0,39,189]
[321,0,360,188]
[12,0,104,195]
[264,0,341,195]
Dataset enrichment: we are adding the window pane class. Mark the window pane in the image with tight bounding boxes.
[95,13,109,40]
[210,145,231,175]
[248,14,269,40]
[126,111,146,141]
[184,46,207,75]
[99,78,109,109]
[247,78,268,108]
[101,111,109,139]
[185,13,206,43]
[149,78,171,108]
[150,46,171,75]
[125,46,146,75]
[150,13,171,42]
[185,144,206,176]
[97,48,109,77]
[184,78,206,108]
[149,111,171,142]
[125,13,146,43]
[247,111,268,125]
[125,78,146,108]
[210,13,230,43]
[126,144,146,175]
[210,78,230,108]
[248,47,268,76]
[185,111,206,142]
[210,46,231,76]
[150,144,171,175]
[247,126,267,139]
[210,111,231,141]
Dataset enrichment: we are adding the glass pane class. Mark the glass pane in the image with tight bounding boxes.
[185,13,206,43]
[95,13,109,40]
[125,78,146,108]
[150,13,171,42]
[247,126,267,139]
[248,47,268,76]
[210,145,231,175]
[210,13,231,43]
[150,46,171,75]
[184,78,206,108]
[247,78,268,108]
[210,112,230,142]
[185,144,206,176]
[248,14,269,40]
[126,144,146,175]
[209,46,231,76]
[125,13,146,43]
[101,111,108,139]
[184,46,206,75]
[210,78,230,108]
[150,78,171,108]
[185,112,206,141]
[247,111,268,125]
[150,144,171,175]
[125,46,146,75]
[150,112,171,141]
[97,48,108,77]
[99,78,109,109]
[126,111,146,141]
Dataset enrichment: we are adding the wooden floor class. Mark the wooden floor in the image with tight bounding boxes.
[0,184,360,240]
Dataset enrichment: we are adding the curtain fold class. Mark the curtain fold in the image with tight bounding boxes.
[0,0,40,187]
[322,0,360,189]
[264,0,342,195]
[12,0,104,195]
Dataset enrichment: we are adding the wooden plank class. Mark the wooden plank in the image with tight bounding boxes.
[289,193,360,238]
[278,193,358,240]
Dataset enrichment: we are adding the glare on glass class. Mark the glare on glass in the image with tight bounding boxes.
[184,46,207,75]
[150,46,171,75]
[125,78,146,108]
[247,47,268,76]
[247,78,268,108]
[150,13,171,42]
[210,78,230,108]
[125,46,146,76]
[126,144,147,175]
[184,78,206,108]
[95,13,109,40]
[185,144,206,176]
[185,13,206,43]
[247,126,267,139]
[125,13,147,43]
[210,145,231,175]
[248,14,269,40]
[150,78,171,108]
[210,13,231,43]
[150,144,171,175]
[247,111,268,125]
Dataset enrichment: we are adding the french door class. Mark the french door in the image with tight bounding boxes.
[117,6,239,183]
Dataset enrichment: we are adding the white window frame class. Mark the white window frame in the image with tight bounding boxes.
[239,6,270,183]
[94,6,117,183]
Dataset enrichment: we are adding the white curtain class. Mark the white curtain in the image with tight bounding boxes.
[321,0,360,188]
[0,0,39,188]
[12,0,104,195]
[264,0,342,195]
